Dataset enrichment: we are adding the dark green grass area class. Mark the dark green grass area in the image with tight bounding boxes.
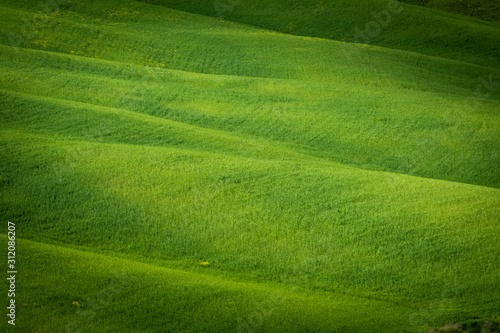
[399,0,500,22]
[0,0,499,332]
[134,0,500,68]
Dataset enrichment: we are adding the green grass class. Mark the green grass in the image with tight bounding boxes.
[399,0,500,22]
[13,236,421,332]
[0,45,499,187]
[135,0,500,68]
[0,0,499,332]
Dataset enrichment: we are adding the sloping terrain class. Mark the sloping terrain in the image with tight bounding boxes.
[0,0,499,332]
[14,236,417,332]
[135,0,500,68]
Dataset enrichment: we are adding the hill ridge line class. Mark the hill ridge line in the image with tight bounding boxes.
[2,27,499,78]
[0,88,311,158]
[3,125,500,193]
[132,0,500,71]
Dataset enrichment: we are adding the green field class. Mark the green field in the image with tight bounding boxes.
[0,0,499,332]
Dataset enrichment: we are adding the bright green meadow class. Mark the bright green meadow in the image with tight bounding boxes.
[0,0,499,332]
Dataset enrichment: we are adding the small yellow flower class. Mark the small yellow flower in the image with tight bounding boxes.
[72,301,80,307]
[199,261,210,267]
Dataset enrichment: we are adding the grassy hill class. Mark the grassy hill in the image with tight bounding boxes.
[16,236,418,332]
[0,0,499,332]
[135,0,500,68]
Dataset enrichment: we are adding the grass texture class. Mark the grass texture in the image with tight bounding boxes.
[0,0,499,332]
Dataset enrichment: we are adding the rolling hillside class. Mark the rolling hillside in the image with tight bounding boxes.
[136,0,500,68]
[0,0,499,332]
